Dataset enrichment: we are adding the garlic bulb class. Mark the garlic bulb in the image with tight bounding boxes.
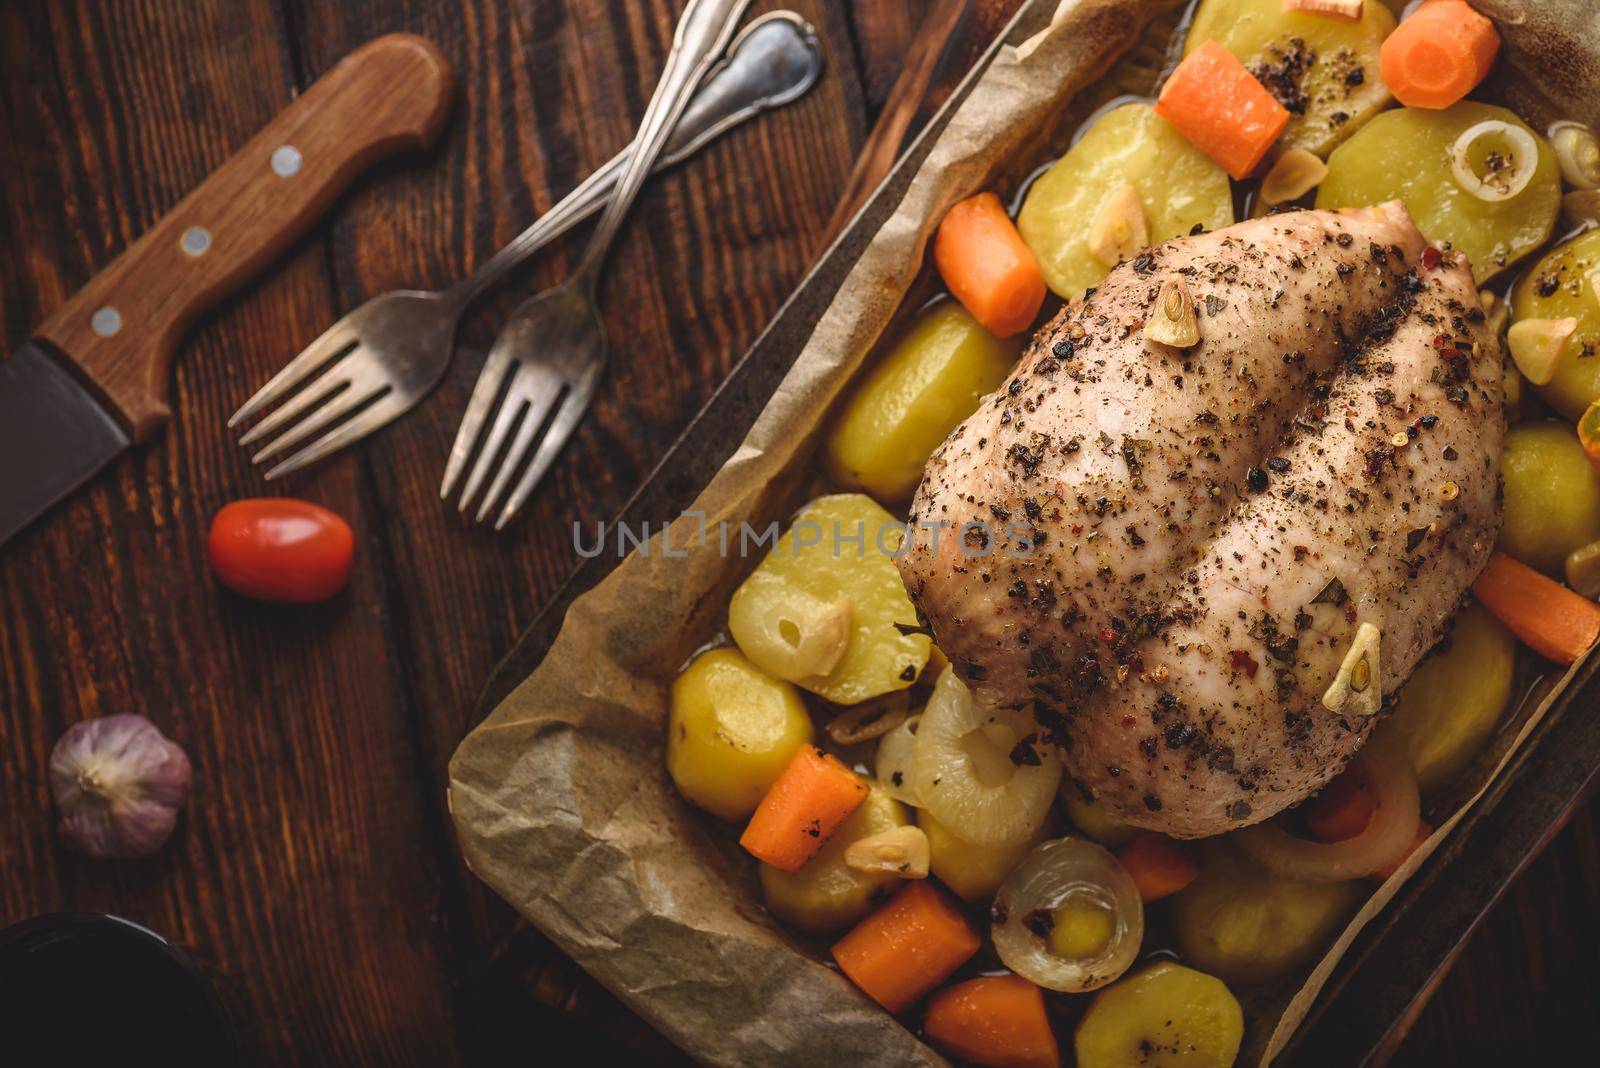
[50,715,192,859]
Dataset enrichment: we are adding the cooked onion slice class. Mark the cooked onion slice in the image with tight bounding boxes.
[1550,121,1600,190]
[874,715,922,805]
[828,690,912,746]
[912,668,1061,846]
[1451,121,1539,203]
[1234,736,1420,882]
[992,837,1144,993]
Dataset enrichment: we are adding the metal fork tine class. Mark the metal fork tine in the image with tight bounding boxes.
[230,319,359,428]
[251,383,386,464]
[471,386,564,522]
[237,351,364,448]
[455,388,530,513]
[440,347,514,500]
[262,393,412,480]
[491,375,600,530]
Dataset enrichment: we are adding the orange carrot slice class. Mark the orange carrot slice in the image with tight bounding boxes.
[1304,762,1377,843]
[1155,40,1290,179]
[832,880,980,1013]
[924,973,1060,1068]
[1472,551,1600,665]
[1579,397,1600,473]
[934,192,1046,338]
[739,746,869,872]
[1380,0,1500,110]
[1116,832,1200,902]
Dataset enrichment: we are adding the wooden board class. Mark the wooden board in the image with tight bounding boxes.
[0,1,1595,1064]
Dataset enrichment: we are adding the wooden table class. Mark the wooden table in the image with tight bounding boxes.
[1,2,1595,1064]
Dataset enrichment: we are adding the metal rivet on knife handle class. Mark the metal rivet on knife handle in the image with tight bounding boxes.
[91,308,123,337]
[271,145,303,177]
[181,227,212,257]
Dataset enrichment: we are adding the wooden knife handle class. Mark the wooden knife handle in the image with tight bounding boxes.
[32,33,454,443]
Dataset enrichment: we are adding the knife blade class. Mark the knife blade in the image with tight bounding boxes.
[0,343,130,546]
[0,33,454,549]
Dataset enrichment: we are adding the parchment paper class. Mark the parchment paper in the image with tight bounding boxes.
[449,2,1600,1064]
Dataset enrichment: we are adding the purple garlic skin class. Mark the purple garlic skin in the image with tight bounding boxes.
[49,714,192,860]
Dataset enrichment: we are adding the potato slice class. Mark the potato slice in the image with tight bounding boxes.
[1374,604,1515,794]
[1498,421,1600,576]
[1017,103,1233,299]
[823,302,1020,503]
[729,494,930,704]
[1061,792,1140,849]
[1511,229,1600,420]
[1074,961,1244,1068]
[666,647,815,821]
[919,808,1051,904]
[1317,103,1561,283]
[1186,0,1395,157]
[1169,840,1363,986]
[759,787,909,932]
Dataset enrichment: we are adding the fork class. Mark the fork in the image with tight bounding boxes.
[440,0,752,528]
[230,3,803,479]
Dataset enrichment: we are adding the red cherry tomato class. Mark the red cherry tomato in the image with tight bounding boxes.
[207,499,355,603]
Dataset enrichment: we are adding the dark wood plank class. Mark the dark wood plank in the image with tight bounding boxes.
[1,0,1597,1064]
[271,0,876,1060]
[1393,797,1600,1065]
[0,3,465,1065]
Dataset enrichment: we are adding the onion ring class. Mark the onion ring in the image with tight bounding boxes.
[1233,735,1420,882]
[1451,120,1539,203]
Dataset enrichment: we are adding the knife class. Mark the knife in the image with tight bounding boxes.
[0,34,454,548]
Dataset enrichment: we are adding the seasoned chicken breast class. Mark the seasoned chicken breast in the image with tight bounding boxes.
[899,203,1502,837]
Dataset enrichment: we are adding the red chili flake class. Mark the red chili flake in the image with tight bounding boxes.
[1122,714,1137,727]
[1345,605,1358,624]
[1431,334,1452,351]
[1229,650,1259,678]
[1098,628,1118,645]
[1421,246,1442,270]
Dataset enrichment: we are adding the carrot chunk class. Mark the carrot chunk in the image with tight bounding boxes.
[1472,551,1600,665]
[934,192,1046,338]
[1380,0,1500,110]
[1371,820,1432,881]
[1154,40,1290,179]
[740,746,869,872]
[924,974,1060,1068]
[831,880,980,1013]
[1304,762,1377,843]
[1116,832,1200,902]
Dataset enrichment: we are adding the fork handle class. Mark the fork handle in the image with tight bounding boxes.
[31,34,453,442]
[573,0,752,288]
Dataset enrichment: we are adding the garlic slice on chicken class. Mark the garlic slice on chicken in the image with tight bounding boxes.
[912,668,1061,846]
[1322,622,1382,717]
[845,825,930,878]
[1143,278,1200,348]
